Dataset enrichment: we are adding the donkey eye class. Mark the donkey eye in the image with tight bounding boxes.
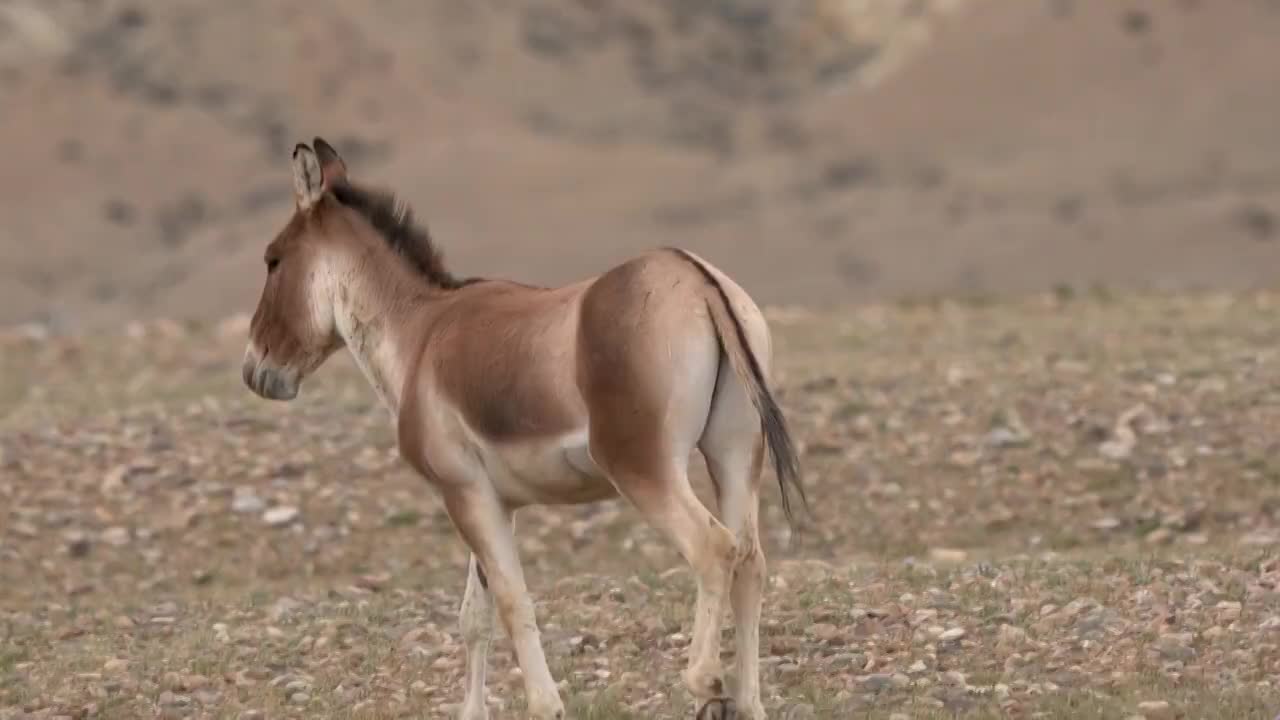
[266,257,281,273]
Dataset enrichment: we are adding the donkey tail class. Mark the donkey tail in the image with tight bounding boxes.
[667,248,810,529]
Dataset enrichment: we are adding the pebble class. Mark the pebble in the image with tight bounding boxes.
[66,532,92,558]
[289,691,311,705]
[828,652,866,669]
[928,547,968,564]
[1216,601,1242,622]
[997,624,1028,647]
[861,673,893,692]
[1091,516,1122,531]
[985,426,1027,448]
[262,506,300,526]
[231,492,266,514]
[1136,700,1173,719]
[157,691,190,707]
[100,527,131,546]
[782,703,817,719]
[939,627,966,641]
[807,623,840,641]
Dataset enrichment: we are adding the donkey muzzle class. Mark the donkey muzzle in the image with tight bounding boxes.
[242,347,300,401]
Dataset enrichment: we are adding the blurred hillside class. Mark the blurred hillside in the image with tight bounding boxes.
[1,0,1278,331]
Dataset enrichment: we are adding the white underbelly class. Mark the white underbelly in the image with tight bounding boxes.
[478,429,615,507]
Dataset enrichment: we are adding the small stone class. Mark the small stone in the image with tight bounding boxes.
[985,427,1027,448]
[101,527,130,546]
[194,688,221,705]
[939,627,966,642]
[1136,700,1173,719]
[231,492,265,514]
[1154,634,1194,660]
[66,533,92,558]
[1099,439,1134,460]
[158,691,190,707]
[996,624,1027,647]
[0,321,50,343]
[928,548,968,564]
[262,506,299,527]
[807,623,840,641]
[1215,601,1242,623]
[1091,516,1121,531]
[102,658,129,673]
[781,703,816,720]
[861,673,893,691]
[828,652,866,670]
[289,692,310,705]
[101,466,129,494]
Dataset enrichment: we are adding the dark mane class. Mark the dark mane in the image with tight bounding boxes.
[330,182,477,290]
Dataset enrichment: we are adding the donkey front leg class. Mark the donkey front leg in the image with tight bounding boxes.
[444,489,565,720]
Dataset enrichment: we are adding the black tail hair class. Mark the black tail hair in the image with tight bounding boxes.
[667,248,811,528]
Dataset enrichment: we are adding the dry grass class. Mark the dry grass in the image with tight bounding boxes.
[4,289,1280,718]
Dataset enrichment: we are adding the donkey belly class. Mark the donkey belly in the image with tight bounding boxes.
[480,428,616,507]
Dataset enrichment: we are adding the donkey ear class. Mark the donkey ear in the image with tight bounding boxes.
[312,137,348,187]
[291,143,324,211]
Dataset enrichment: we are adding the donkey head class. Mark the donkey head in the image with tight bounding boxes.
[241,138,351,401]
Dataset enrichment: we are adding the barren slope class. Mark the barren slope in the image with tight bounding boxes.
[1,0,1278,331]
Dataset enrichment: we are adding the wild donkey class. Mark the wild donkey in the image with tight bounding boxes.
[240,138,808,719]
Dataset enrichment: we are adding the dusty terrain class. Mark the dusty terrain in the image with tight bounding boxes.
[4,2,1280,719]
[4,289,1280,718]
[1,0,1279,331]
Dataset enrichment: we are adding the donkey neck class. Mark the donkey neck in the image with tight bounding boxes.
[330,252,433,416]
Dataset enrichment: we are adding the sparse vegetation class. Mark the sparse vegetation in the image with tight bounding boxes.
[4,289,1280,718]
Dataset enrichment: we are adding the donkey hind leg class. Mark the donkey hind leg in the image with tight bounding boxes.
[444,491,565,720]
[458,548,499,719]
[603,457,738,701]
[701,359,770,719]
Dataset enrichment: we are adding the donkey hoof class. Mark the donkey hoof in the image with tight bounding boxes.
[527,693,565,720]
[683,666,726,699]
[695,697,737,720]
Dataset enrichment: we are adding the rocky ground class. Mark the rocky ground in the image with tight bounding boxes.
[4,289,1280,718]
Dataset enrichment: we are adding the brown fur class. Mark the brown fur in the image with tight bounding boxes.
[241,138,803,720]
[428,282,585,442]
